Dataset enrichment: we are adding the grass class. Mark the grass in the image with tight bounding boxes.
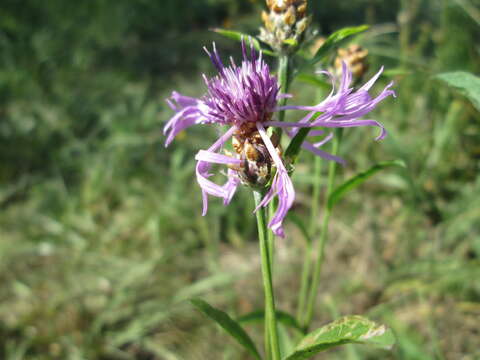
[0,0,479,359]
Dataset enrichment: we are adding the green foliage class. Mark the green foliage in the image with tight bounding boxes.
[0,0,478,359]
[436,71,480,111]
[284,127,314,163]
[238,309,303,333]
[306,25,369,66]
[328,160,406,210]
[190,298,262,360]
[285,316,395,360]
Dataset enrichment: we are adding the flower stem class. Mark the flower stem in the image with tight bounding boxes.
[302,128,343,329]
[296,154,322,322]
[254,191,281,360]
[278,55,290,122]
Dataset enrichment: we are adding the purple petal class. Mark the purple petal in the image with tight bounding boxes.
[164,92,212,147]
[223,169,240,205]
[195,150,242,165]
[195,127,240,215]
[301,141,345,164]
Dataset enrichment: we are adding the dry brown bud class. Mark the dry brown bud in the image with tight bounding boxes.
[284,6,296,26]
[334,44,369,80]
[245,140,260,161]
[260,0,309,54]
[232,136,243,154]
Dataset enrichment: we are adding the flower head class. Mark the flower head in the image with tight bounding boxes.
[202,42,280,126]
[164,41,395,237]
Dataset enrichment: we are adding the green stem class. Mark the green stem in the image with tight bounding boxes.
[278,55,290,123]
[302,128,343,329]
[261,53,290,357]
[254,191,281,360]
[296,155,322,322]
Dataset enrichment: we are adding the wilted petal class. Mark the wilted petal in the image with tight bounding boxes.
[256,123,295,237]
[195,127,240,215]
[223,169,240,205]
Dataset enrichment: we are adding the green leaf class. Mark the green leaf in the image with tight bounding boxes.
[382,68,413,77]
[285,316,395,360]
[190,298,261,360]
[308,25,369,66]
[436,71,480,111]
[238,309,304,333]
[328,160,405,210]
[212,28,276,57]
[284,126,314,163]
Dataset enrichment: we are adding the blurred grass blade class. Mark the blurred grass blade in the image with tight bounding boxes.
[278,324,296,359]
[285,316,395,360]
[453,0,480,26]
[212,28,276,56]
[296,73,331,90]
[238,309,303,333]
[328,160,406,210]
[308,25,369,66]
[436,71,480,111]
[382,68,413,77]
[288,213,312,245]
[190,298,262,360]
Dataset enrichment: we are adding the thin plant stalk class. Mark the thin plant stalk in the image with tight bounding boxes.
[268,54,290,262]
[266,54,290,267]
[302,128,343,328]
[254,191,281,360]
[263,53,291,357]
[277,54,290,122]
[296,154,322,322]
[297,85,325,324]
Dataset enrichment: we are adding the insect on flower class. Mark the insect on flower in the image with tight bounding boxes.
[164,40,395,237]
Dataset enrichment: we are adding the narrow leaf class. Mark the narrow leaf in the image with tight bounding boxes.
[309,25,369,66]
[436,71,480,111]
[238,309,303,333]
[284,127,313,162]
[285,316,395,360]
[328,160,406,210]
[382,68,413,77]
[190,298,261,360]
[212,28,276,57]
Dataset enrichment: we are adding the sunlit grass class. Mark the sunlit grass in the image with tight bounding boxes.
[0,0,479,359]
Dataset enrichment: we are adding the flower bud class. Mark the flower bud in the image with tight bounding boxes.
[334,44,369,81]
[231,126,282,189]
[259,0,310,54]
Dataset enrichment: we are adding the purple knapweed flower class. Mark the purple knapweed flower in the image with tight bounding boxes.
[164,41,395,237]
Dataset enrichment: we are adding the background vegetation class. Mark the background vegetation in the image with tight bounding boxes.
[0,0,478,359]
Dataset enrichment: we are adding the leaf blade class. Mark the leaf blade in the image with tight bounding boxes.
[328,160,406,210]
[436,71,480,111]
[238,309,304,333]
[308,25,369,66]
[190,298,262,360]
[285,316,395,360]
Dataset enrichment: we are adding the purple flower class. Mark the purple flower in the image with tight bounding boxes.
[164,41,395,237]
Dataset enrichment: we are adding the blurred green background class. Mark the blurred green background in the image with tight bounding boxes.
[0,0,479,359]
